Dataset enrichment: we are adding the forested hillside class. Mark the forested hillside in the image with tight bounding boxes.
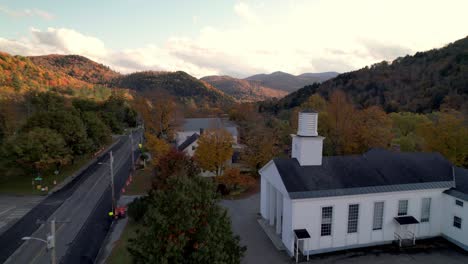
[0,52,105,99]
[245,71,338,92]
[268,36,468,113]
[113,71,235,106]
[29,54,120,84]
[201,75,287,102]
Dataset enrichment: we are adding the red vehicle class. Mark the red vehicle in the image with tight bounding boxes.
[114,206,127,219]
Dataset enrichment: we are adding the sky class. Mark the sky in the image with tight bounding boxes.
[0,0,467,78]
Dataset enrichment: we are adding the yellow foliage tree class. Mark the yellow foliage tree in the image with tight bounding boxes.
[145,132,171,166]
[194,129,233,176]
[417,111,468,167]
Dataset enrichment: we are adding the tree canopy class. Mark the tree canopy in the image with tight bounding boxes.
[128,175,245,264]
[4,127,71,173]
[194,129,233,176]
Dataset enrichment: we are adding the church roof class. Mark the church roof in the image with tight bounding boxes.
[273,149,454,199]
[443,167,468,201]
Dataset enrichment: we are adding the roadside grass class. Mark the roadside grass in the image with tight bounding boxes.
[106,219,139,264]
[125,165,153,195]
[0,154,93,195]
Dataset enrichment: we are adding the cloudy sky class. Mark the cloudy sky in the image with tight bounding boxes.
[0,0,467,78]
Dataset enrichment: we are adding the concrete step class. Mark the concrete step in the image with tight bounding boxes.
[257,218,286,251]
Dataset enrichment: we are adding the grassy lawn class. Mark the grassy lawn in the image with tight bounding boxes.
[0,153,93,195]
[125,165,153,195]
[107,220,139,264]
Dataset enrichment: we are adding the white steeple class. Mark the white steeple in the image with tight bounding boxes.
[291,110,324,166]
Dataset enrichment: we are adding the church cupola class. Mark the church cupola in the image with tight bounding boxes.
[291,110,324,166]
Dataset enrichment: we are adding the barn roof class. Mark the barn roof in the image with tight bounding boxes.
[273,149,455,199]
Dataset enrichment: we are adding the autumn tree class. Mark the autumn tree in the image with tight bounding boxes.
[145,132,171,166]
[355,106,393,153]
[128,175,245,264]
[417,111,468,167]
[243,126,278,173]
[194,129,233,176]
[326,90,359,155]
[153,149,200,190]
[133,92,179,140]
[216,167,256,192]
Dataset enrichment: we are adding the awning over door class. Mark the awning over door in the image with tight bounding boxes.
[294,229,311,239]
[394,216,420,225]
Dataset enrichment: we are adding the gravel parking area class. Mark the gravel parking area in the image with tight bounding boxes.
[221,193,468,264]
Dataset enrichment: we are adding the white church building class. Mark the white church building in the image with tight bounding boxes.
[260,110,468,259]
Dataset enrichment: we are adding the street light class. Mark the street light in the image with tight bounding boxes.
[21,236,48,244]
[98,151,115,216]
[22,219,56,264]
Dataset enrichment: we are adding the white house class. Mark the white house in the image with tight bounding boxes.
[260,110,468,260]
[176,117,239,157]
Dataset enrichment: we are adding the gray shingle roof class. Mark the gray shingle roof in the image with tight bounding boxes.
[273,149,454,198]
[443,167,468,201]
[177,133,199,151]
[181,118,238,137]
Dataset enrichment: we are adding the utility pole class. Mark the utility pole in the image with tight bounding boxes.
[129,134,135,172]
[50,219,56,264]
[109,151,115,214]
[23,219,69,264]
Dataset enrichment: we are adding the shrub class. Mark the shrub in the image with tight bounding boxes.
[216,168,256,193]
[127,196,148,223]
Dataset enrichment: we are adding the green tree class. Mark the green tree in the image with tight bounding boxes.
[29,91,66,113]
[23,111,92,155]
[128,175,245,264]
[81,111,112,149]
[5,127,71,173]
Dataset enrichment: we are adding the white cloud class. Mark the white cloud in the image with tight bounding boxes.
[0,6,54,20]
[234,2,259,23]
[1,0,468,78]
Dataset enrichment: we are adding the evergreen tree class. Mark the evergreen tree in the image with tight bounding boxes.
[128,176,245,264]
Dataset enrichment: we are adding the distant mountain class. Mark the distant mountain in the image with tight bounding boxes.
[200,75,288,102]
[29,54,119,84]
[0,52,94,99]
[112,71,234,105]
[268,36,468,113]
[245,71,338,92]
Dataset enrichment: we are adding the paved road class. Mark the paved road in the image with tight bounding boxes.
[0,130,142,264]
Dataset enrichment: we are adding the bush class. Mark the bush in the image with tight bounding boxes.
[216,168,256,193]
[127,196,148,223]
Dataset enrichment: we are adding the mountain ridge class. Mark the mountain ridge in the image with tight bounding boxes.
[268,36,468,113]
[200,75,288,102]
[244,71,338,92]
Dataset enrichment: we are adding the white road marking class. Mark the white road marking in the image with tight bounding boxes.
[0,207,15,216]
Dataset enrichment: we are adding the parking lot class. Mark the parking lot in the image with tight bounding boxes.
[0,195,43,234]
[221,193,468,264]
